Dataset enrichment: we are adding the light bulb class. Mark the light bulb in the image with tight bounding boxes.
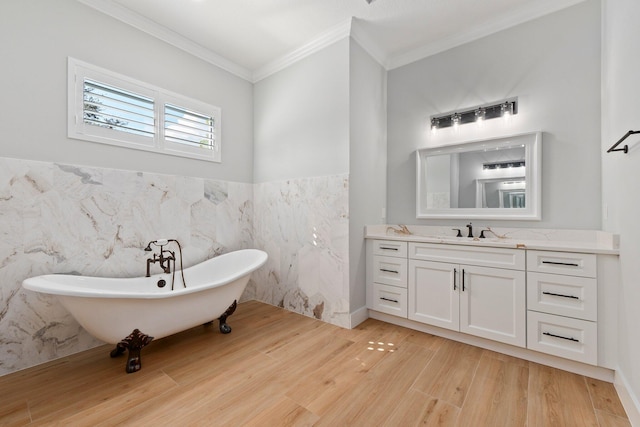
[501,102,513,121]
[452,113,461,130]
[430,117,439,134]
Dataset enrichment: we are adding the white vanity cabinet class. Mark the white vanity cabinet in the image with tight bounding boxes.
[408,243,526,347]
[526,250,598,365]
[365,227,619,377]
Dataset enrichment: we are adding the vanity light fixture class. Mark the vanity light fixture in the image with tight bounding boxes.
[430,97,518,130]
[483,160,525,170]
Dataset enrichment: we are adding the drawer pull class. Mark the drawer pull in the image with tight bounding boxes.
[462,269,466,292]
[542,260,580,267]
[543,331,580,343]
[379,246,399,251]
[380,297,399,303]
[542,291,580,300]
[380,268,399,274]
[453,268,457,290]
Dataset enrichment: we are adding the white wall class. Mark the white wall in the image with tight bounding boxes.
[348,39,387,313]
[252,39,352,326]
[602,0,640,422]
[253,39,350,182]
[0,0,253,183]
[387,0,602,229]
[252,36,387,322]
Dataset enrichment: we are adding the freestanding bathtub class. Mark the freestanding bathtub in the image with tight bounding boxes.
[22,249,268,373]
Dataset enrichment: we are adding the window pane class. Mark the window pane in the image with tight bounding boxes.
[83,79,154,138]
[164,104,215,149]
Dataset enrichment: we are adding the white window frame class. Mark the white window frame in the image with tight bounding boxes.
[68,57,221,163]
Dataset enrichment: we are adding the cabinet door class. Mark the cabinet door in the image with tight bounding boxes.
[408,260,459,331]
[459,265,526,347]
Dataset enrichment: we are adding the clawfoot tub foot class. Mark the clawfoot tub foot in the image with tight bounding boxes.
[110,329,154,373]
[218,300,237,334]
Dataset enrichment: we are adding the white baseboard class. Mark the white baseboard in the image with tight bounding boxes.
[348,306,369,329]
[615,371,640,426]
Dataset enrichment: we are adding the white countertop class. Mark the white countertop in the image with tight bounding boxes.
[365,225,620,255]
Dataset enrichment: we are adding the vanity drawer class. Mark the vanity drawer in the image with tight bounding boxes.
[372,255,408,287]
[527,311,597,365]
[369,283,408,317]
[527,272,597,321]
[527,250,596,278]
[409,242,525,270]
[372,240,408,258]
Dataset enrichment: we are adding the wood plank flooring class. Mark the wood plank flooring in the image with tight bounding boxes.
[0,301,631,426]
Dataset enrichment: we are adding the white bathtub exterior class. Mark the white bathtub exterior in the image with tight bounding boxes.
[23,250,267,344]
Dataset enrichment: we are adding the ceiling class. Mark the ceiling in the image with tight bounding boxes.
[81,0,586,82]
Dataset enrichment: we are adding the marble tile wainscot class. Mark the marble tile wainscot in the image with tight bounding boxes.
[0,156,254,376]
[365,225,620,381]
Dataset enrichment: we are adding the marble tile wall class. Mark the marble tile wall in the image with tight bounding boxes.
[252,175,350,328]
[0,156,253,375]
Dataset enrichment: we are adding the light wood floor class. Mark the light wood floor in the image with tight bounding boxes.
[0,301,631,426]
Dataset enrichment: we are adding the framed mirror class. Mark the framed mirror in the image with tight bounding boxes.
[416,131,541,220]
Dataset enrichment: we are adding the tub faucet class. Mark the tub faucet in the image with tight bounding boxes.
[144,240,175,277]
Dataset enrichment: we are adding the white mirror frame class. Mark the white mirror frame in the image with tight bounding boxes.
[416,131,542,220]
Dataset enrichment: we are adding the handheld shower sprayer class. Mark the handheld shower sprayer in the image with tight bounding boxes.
[145,239,169,251]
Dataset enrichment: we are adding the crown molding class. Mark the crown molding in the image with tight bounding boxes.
[388,0,587,70]
[252,18,353,83]
[78,0,587,81]
[77,0,253,81]
[350,18,388,69]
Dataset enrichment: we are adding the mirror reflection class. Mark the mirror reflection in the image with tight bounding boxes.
[477,178,525,208]
[416,132,541,220]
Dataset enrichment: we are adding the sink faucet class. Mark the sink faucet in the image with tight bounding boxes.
[466,222,473,238]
